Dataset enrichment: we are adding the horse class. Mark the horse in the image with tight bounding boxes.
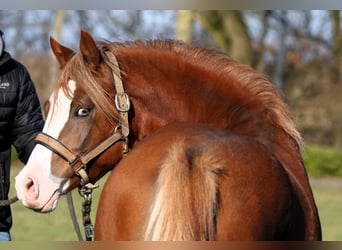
[14,29,321,240]
[95,121,306,240]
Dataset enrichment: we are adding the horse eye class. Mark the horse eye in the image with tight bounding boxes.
[75,108,90,117]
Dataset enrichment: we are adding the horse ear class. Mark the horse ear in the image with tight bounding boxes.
[50,36,75,68]
[79,29,101,68]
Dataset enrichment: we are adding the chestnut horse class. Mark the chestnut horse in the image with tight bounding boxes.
[15,30,321,240]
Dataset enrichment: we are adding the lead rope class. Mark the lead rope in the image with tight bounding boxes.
[78,183,99,241]
[67,192,84,241]
[0,196,18,206]
[67,183,99,241]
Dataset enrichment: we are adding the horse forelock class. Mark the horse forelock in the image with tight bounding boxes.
[100,39,303,151]
[55,52,120,128]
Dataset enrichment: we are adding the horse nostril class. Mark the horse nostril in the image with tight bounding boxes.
[25,177,38,199]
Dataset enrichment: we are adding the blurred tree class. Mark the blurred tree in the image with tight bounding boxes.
[13,12,25,59]
[330,10,342,83]
[273,11,288,90]
[48,10,65,95]
[52,11,64,45]
[254,10,272,72]
[196,10,253,66]
[175,10,193,42]
[104,10,145,39]
[77,10,92,31]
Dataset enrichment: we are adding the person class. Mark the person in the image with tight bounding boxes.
[0,29,44,240]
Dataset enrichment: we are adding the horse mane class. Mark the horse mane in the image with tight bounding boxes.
[55,39,302,151]
[100,39,303,151]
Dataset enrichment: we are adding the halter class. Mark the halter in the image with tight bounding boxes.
[35,50,130,187]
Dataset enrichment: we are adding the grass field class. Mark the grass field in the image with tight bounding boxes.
[310,178,342,240]
[7,164,342,241]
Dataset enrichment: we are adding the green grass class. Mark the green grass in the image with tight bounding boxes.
[312,185,342,241]
[303,145,342,177]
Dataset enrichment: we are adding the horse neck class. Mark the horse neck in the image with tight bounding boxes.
[119,49,270,146]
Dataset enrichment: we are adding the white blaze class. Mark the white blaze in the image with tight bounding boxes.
[43,80,76,137]
[15,80,76,211]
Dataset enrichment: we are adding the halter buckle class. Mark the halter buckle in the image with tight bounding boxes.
[115,92,130,112]
[69,156,81,169]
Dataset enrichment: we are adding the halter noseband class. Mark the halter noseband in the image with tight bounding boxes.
[35,50,130,186]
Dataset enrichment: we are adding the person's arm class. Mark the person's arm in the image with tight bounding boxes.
[12,63,44,164]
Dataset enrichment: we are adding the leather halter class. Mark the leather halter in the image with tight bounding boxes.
[35,50,130,186]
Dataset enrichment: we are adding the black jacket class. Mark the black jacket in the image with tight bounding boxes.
[0,51,44,231]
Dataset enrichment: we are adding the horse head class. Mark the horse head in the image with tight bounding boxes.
[15,30,129,212]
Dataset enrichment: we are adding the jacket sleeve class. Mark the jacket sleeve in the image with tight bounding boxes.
[12,63,44,164]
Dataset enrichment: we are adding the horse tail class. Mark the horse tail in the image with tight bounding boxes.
[144,139,223,240]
